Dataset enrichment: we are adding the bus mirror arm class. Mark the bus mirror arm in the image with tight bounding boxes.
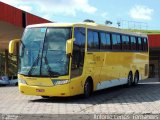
[9,39,20,55]
[66,38,73,55]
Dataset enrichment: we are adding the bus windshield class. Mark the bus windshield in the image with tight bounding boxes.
[19,27,71,77]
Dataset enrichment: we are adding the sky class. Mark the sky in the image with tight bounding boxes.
[0,0,159,30]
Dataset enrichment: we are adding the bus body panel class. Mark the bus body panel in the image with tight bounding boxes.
[83,51,149,91]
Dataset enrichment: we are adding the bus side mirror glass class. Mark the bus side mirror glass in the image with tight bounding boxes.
[66,38,74,55]
[9,39,20,55]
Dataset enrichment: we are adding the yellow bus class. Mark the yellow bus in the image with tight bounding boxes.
[9,22,149,98]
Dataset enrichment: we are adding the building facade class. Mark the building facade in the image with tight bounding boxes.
[148,34,160,79]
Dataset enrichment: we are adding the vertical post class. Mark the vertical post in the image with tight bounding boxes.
[5,49,9,76]
[16,43,19,73]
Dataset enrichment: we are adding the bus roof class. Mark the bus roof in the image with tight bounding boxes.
[27,22,147,37]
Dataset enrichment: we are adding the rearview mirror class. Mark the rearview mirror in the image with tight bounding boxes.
[66,38,74,55]
[9,39,20,55]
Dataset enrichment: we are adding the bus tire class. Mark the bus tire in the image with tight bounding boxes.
[133,71,139,86]
[127,72,133,87]
[84,79,93,98]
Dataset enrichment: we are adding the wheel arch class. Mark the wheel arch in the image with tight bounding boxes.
[85,76,94,92]
[135,70,139,79]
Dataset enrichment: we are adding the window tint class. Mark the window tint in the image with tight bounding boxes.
[87,30,99,51]
[143,38,148,51]
[93,32,99,49]
[130,36,136,50]
[122,35,130,50]
[100,32,111,50]
[106,34,111,49]
[88,30,93,50]
[138,37,142,50]
[72,27,85,78]
[87,29,146,53]
[112,34,121,50]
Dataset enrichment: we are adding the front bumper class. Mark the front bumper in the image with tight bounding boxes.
[19,83,71,97]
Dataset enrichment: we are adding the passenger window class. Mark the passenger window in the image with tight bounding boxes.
[100,33,106,49]
[93,32,99,49]
[106,33,111,49]
[87,30,93,50]
[100,32,111,50]
[130,36,136,50]
[143,38,148,51]
[122,35,130,50]
[112,34,121,50]
[138,37,142,51]
[87,30,99,51]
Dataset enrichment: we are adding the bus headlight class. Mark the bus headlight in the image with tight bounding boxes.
[52,80,70,85]
[18,79,27,84]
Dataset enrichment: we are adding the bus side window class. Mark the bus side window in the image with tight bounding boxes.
[87,30,99,51]
[93,31,99,50]
[100,32,106,50]
[137,37,142,51]
[131,36,136,50]
[106,33,111,50]
[112,34,121,50]
[143,38,148,51]
[100,32,111,50]
[122,35,130,50]
[87,30,94,51]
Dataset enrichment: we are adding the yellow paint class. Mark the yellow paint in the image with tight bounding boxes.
[9,39,20,54]
[66,38,74,55]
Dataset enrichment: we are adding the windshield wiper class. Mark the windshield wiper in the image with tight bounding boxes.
[19,40,25,57]
[28,50,41,76]
[20,40,25,47]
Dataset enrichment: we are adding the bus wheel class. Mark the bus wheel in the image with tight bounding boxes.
[133,72,139,86]
[127,72,133,87]
[84,79,92,98]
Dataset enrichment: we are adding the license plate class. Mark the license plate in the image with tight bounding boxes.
[36,89,45,92]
